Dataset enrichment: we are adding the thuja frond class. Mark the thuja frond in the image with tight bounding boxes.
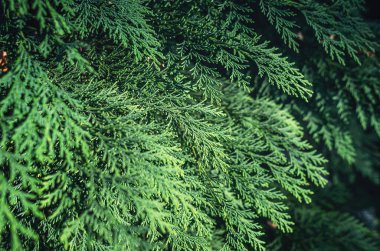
[1,0,377,250]
[259,0,376,64]
[151,0,313,101]
[268,207,380,251]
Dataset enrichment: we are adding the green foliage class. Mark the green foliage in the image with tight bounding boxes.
[259,0,376,64]
[268,207,379,251]
[0,0,378,250]
[255,4,380,250]
[300,54,380,165]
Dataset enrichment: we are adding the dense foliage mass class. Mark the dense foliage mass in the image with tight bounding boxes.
[0,0,379,250]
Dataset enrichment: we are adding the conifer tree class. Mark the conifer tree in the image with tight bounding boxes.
[0,0,378,250]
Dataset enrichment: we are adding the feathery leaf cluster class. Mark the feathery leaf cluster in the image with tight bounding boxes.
[0,0,378,250]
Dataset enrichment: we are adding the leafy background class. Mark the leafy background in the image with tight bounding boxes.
[0,0,379,250]
[261,0,380,249]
